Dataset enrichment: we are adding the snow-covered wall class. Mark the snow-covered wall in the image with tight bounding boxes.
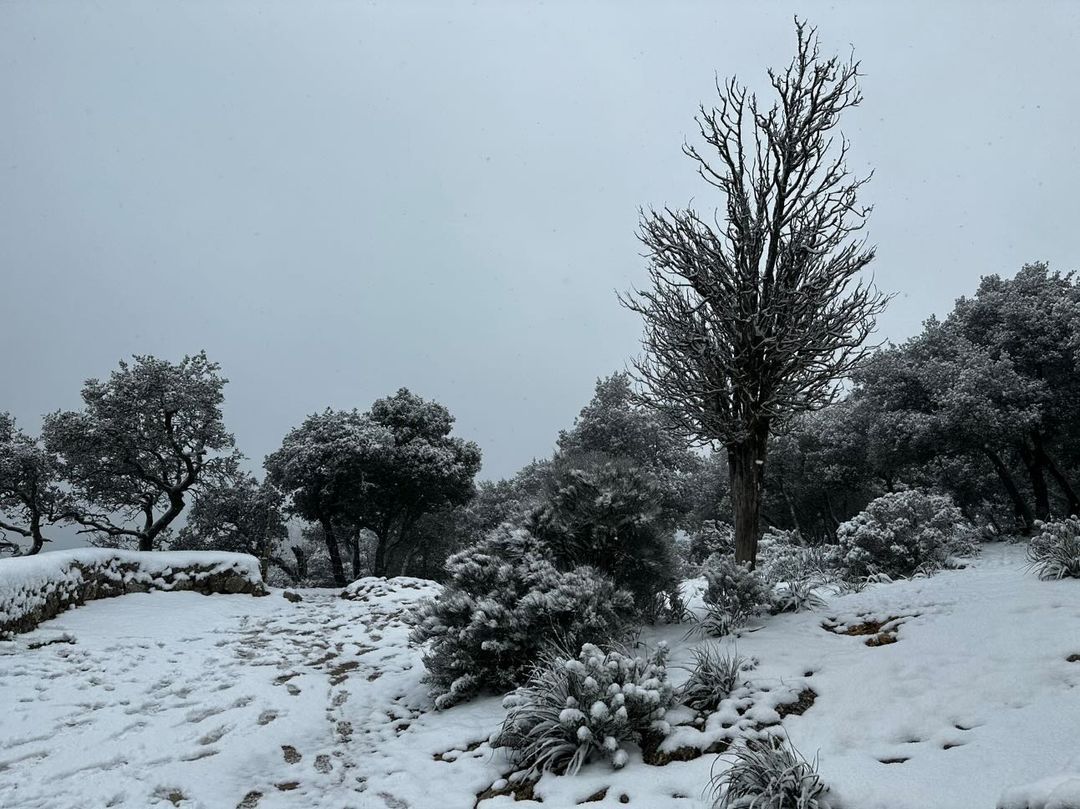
[0,549,267,637]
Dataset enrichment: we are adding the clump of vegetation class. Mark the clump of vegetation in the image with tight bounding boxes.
[770,579,827,614]
[688,521,736,566]
[529,459,681,618]
[680,646,752,713]
[709,737,834,809]
[703,555,771,620]
[409,526,633,709]
[1028,518,1080,580]
[837,489,977,579]
[492,642,675,778]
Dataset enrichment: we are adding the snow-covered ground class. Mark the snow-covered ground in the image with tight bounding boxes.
[0,543,1078,809]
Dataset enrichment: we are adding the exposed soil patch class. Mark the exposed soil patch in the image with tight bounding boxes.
[878,757,908,765]
[281,745,301,764]
[580,787,608,803]
[475,778,539,807]
[641,730,729,766]
[236,790,262,808]
[775,687,818,719]
[275,781,300,791]
[1067,654,1080,663]
[823,615,914,647]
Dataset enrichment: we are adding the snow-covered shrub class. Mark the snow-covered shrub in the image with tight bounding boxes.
[492,642,675,778]
[529,460,680,617]
[1027,518,1080,580]
[680,646,752,713]
[703,554,771,620]
[757,542,840,587]
[409,526,634,709]
[709,737,834,809]
[837,489,977,579]
[688,521,736,566]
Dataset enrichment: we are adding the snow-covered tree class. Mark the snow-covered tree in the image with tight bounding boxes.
[173,474,297,581]
[947,263,1080,519]
[266,389,481,583]
[358,389,483,576]
[42,353,240,551]
[622,22,888,567]
[264,409,389,586]
[0,413,63,555]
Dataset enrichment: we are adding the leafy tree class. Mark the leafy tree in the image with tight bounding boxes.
[173,474,298,581]
[42,353,239,551]
[264,409,389,586]
[622,22,888,566]
[266,389,481,583]
[556,372,701,530]
[947,263,1080,519]
[354,389,482,576]
[0,413,63,555]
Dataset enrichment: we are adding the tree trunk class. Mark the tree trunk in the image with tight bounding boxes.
[728,427,769,568]
[1019,442,1051,522]
[1036,440,1080,516]
[983,446,1034,533]
[319,516,346,586]
[29,513,45,555]
[291,546,308,581]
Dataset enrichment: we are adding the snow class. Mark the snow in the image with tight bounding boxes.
[0,543,1077,808]
[0,549,264,635]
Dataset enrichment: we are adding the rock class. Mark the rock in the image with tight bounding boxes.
[283,591,303,603]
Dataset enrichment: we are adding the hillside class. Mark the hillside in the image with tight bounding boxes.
[0,543,1077,809]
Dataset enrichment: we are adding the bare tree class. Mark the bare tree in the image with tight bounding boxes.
[622,21,888,566]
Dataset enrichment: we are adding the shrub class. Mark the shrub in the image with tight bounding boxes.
[493,642,675,778]
[709,737,834,809]
[529,459,680,617]
[703,554,771,620]
[837,489,977,579]
[688,521,736,565]
[680,646,752,713]
[409,526,634,708]
[1028,518,1080,580]
[757,542,840,588]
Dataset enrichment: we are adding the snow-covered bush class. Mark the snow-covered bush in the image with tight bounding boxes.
[680,646,752,713]
[688,521,736,566]
[528,460,680,617]
[409,526,634,709]
[492,642,675,778]
[837,489,977,579]
[757,542,840,587]
[1027,518,1080,580]
[703,554,771,620]
[709,737,834,809]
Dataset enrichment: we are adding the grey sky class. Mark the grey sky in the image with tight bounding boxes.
[2,0,1079,494]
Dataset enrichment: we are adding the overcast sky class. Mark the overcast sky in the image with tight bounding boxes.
[3,1,1079,494]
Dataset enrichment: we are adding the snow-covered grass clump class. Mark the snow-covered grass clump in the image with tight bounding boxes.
[409,525,633,708]
[709,737,834,809]
[838,489,978,579]
[493,641,675,779]
[1027,518,1080,580]
[680,645,752,713]
[0,548,265,636]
